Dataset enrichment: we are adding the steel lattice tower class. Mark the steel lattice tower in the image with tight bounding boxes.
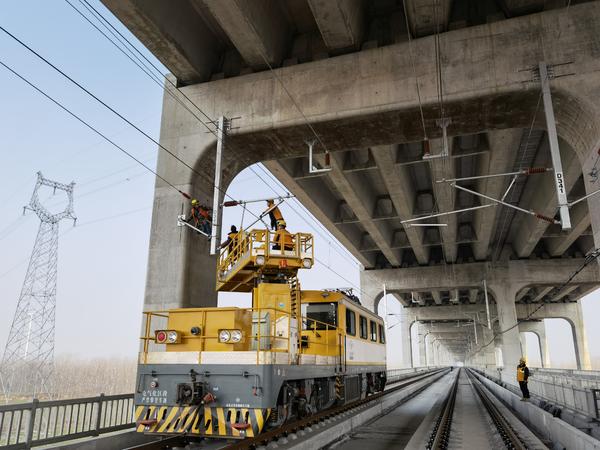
[0,172,75,401]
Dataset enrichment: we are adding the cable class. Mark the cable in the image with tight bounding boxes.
[255,164,360,265]
[0,58,186,198]
[246,166,369,297]
[401,0,428,140]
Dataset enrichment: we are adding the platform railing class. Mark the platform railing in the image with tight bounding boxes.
[0,393,134,449]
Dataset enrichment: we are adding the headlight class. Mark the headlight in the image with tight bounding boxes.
[167,331,180,343]
[219,330,231,343]
[255,255,265,265]
[302,258,313,268]
[230,330,242,343]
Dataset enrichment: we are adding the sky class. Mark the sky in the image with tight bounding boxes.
[0,0,598,371]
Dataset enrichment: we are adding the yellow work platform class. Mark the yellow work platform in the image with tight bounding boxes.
[216,229,314,292]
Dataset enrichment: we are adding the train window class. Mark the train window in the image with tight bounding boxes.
[359,316,368,339]
[346,309,356,336]
[301,302,337,330]
[379,324,385,344]
[370,321,377,341]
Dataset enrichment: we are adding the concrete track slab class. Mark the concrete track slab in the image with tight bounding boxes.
[329,372,455,449]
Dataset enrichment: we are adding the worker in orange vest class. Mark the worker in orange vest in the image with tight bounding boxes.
[272,220,294,251]
[517,357,530,400]
[265,199,283,231]
[188,199,211,235]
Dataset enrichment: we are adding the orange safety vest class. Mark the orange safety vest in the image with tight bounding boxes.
[517,367,526,382]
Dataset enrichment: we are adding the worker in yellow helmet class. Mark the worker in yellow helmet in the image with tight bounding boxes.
[272,219,294,251]
[265,199,283,231]
[517,357,530,400]
[187,198,212,235]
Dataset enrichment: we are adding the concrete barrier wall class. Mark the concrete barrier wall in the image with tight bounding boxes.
[470,370,600,450]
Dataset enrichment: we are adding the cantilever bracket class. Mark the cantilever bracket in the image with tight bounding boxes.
[177,214,210,238]
[307,139,332,174]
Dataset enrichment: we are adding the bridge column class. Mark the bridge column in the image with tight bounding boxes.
[488,282,522,385]
[399,307,414,368]
[565,302,592,370]
[417,323,427,367]
[518,321,550,368]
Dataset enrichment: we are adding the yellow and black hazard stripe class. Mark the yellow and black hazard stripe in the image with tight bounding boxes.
[135,405,270,438]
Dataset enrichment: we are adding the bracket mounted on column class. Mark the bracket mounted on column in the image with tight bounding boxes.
[307,139,332,174]
[538,62,572,230]
[422,118,451,160]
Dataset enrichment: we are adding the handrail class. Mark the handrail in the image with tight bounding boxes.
[216,229,314,283]
[141,306,341,363]
[0,393,134,449]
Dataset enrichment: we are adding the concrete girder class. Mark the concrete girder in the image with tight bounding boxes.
[371,145,429,264]
[135,3,600,309]
[100,0,221,84]
[468,289,479,304]
[503,0,545,16]
[429,138,457,262]
[550,284,579,302]
[361,258,600,312]
[307,0,364,51]
[413,291,427,306]
[390,292,411,308]
[319,152,402,266]
[472,129,523,260]
[203,0,290,70]
[263,160,374,268]
[406,304,497,323]
[404,0,453,37]
[545,201,591,256]
[512,140,581,258]
[516,287,530,302]
[530,286,553,303]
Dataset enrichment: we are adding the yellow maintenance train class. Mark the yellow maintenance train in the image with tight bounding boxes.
[135,228,386,438]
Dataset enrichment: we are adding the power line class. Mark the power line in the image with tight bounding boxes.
[0,58,187,199]
[255,164,360,265]
[246,166,368,298]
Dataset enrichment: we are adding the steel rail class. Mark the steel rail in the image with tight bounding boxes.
[219,368,449,450]
[427,368,460,449]
[465,369,528,450]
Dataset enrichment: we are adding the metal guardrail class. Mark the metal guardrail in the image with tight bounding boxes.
[0,393,134,449]
[0,368,435,449]
[475,367,599,419]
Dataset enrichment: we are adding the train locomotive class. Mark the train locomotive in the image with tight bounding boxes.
[135,228,387,439]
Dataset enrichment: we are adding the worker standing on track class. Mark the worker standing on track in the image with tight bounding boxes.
[265,199,283,231]
[517,357,530,400]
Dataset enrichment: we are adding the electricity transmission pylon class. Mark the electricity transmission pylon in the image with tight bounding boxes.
[0,172,75,402]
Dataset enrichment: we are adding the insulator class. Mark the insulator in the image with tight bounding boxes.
[526,167,547,174]
[535,213,556,223]
[223,200,239,207]
[180,191,192,199]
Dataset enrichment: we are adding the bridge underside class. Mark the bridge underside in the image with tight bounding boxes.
[103,1,600,378]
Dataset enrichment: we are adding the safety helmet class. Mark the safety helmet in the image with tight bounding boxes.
[191,199,199,206]
[277,219,286,227]
[519,357,526,364]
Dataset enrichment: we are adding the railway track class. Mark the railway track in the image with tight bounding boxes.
[125,368,448,450]
[426,368,530,450]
